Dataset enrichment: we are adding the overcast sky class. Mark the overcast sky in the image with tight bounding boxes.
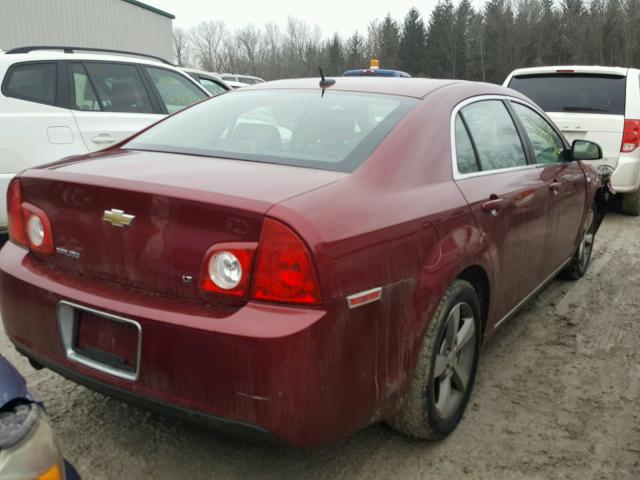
[147,0,462,38]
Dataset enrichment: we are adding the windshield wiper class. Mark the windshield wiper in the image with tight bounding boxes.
[562,106,609,113]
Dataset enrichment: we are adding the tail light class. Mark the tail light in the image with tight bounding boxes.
[6,178,54,254]
[200,219,320,305]
[7,179,27,247]
[621,119,640,153]
[199,219,321,305]
[251,219,321,305]
[200,243,257,297]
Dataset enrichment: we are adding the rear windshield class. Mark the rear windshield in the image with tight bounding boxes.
[508,74,626,115]
[125,89,417,172]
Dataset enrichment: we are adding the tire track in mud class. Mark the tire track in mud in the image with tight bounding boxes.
[0,214,639,480]
[466,213,640,480]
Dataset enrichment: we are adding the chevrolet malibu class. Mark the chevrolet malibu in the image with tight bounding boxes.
[0,78,603,447]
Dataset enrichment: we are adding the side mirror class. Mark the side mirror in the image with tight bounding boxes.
[571,139,602,161]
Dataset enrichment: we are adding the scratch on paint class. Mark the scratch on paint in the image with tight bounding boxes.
[236,392,271,402]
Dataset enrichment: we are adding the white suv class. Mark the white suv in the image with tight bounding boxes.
[0,46,210,232]
[504,66,640,215]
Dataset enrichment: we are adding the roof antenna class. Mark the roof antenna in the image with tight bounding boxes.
[319,67,335,96]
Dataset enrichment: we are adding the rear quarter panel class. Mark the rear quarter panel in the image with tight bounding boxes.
[269,87,496,418]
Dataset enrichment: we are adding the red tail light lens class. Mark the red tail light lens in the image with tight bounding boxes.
[7,179,27,247]
[621,119,640,153]
[6,179,54,254]
[200,243,257,297]
[251,219,321,305]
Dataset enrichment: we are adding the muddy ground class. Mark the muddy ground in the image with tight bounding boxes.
[1,212,639,479]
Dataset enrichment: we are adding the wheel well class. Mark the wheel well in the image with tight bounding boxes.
[457,266,490,334]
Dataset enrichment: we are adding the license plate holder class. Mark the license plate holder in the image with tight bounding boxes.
[57,301,141,381]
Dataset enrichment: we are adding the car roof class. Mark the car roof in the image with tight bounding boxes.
[225,80,247,88]
[0,50,177,69]
[244,77,462,98]
[509,65,631,77]
[237,74,263,80]
[343,68,411,77]
[181,67,219,76]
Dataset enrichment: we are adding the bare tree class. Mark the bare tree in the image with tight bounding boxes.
[190,20,228,72]
[236,24,263,74]
[173,27,191,66]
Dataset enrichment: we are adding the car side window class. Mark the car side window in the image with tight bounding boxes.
[145,67,207,114]
[199,77,227,96]
[455,115,479,174]
[71,63,100,111]
[460,100,527,171]
[3,62,57,106]
[83,62,154,114]
[512,103,565,164]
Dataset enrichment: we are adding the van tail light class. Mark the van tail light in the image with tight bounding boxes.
[200,243,257,297]
[7,179,54,254]
[7,179,27,247]
[251,219,321,305]
[621,119,640,153]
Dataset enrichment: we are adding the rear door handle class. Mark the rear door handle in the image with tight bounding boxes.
[91,134,115,145]
[549,181,562,194]
[481,198,504,216]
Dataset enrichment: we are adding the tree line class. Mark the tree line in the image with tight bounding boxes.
[174,0,640,84]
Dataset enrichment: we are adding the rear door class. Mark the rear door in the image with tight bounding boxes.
[453,99,550,321]
[507,73,626,171]
[509,101,587,272]
[69,61,162,150]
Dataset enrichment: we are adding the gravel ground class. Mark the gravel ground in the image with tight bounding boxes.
[1,213,639,480]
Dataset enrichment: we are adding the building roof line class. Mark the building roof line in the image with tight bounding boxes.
[120,0,175,19]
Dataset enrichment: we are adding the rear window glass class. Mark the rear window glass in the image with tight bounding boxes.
[508,74,626,115]
[125,90,418,173]
[3,62,57,106]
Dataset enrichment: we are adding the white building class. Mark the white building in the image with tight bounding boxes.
[0,0,174,62]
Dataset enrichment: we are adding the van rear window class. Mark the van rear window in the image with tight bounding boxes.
[508,74,626,115]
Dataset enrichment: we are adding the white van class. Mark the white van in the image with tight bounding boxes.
[504,66,640,215]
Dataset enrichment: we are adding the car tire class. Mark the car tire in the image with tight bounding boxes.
[391,279,481,440]
[562,206,596,280]
[620,190,640,216]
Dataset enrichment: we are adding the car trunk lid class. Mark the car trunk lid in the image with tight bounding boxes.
[20,150,345,304]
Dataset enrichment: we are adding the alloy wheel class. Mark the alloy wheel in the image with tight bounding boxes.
[578,209,595,271]
[433,302,477,419]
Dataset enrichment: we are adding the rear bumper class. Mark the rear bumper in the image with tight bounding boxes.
[0,242,381,447]
[612,153,640,193]
[16,345,279,445]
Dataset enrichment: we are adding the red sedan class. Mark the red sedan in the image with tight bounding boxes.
[0,78,603,447]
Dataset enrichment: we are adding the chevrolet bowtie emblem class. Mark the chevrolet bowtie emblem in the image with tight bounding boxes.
[102,209,135,227]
